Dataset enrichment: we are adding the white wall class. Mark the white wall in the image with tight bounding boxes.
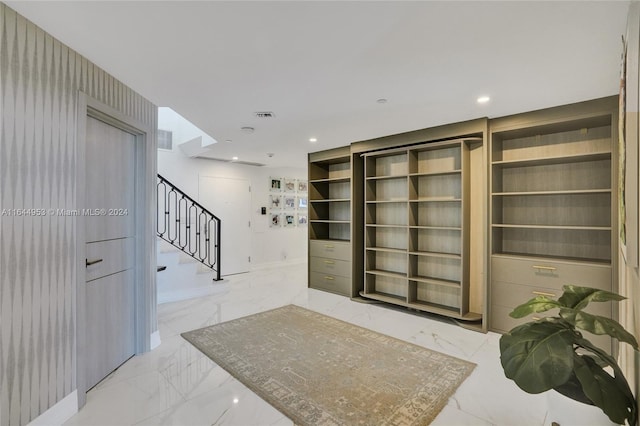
[158,109,308,268]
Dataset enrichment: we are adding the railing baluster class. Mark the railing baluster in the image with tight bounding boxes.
[156,174,221,280]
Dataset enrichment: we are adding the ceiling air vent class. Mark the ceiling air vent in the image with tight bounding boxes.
[158,129,173,150]
[254,111,275,118]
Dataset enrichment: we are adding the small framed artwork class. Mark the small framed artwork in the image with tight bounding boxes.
[270,177,282,192]
[284,196,296,209]
[284,214,296,227]
[270,194,282,209]
[297,214,307,226]
[297,180,308,193]
[298,197,308,209]
[270,213,281,228]
[284,178,296,193]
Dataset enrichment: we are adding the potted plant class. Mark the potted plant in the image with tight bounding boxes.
[499,285,638,425]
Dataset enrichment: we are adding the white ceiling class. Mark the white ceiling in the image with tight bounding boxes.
[7,1,630,168]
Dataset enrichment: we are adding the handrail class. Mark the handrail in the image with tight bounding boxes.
[157,174,221,280]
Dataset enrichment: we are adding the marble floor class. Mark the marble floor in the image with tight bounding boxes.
[64,262,549,426]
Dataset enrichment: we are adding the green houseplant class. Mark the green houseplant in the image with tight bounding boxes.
[499,285,638,425]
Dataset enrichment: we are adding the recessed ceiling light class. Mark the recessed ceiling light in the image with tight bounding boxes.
[376,98,388,104]
[309,138,317,143]
[233,398,239,404]
[477,96,491,104]
[241,126,255,134]
[232,156,238,161]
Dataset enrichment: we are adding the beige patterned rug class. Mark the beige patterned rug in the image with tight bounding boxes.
[181,305,476,425]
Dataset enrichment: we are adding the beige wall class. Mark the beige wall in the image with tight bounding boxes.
[0,4,157,425]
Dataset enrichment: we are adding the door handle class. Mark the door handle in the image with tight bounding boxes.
[86,258,104,267]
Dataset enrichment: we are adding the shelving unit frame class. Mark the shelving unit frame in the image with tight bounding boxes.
[488,96,618,351]
[351,120,488,330]
[308,146,353,296]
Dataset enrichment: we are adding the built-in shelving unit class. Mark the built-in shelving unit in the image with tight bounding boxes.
[360,138,484,324]
[489,97,618,350]
[308,147,352,296]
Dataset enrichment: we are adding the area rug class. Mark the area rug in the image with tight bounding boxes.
[181,305,476,425]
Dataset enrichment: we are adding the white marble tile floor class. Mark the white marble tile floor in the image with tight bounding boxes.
[64,263,549,426]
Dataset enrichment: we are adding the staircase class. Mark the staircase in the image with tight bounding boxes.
[157,174,221,280]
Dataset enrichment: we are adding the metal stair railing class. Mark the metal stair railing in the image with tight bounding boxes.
[157,174,221,280]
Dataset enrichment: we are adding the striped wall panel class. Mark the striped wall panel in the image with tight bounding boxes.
[0,4,158,425]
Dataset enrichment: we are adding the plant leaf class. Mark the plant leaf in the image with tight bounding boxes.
[499,321,575,394]
[573,354,635,425]
[509,296,562,318]
[558,285,626,311]
[560,308,639,349]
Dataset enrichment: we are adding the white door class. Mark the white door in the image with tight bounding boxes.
[199,176,251,275]
[84,116,136,389]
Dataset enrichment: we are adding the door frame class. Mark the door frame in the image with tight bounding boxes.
[75,92,155,407]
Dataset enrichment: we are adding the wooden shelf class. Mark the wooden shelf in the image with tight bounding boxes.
[409,250,461,259]
[309,176,350,184]
[409,275,461,288]
[409,197,462,202]
[310,198,351,203]
[366,247,407,254]
[409,225,461,231]
[366,269,407,279]
[409,169,461,177]
[366,174,408,181]
[493,189,611,196]
[492,150,611,168]
[492,224,611,231]
[366,199,409,204]
[310,219,351,224]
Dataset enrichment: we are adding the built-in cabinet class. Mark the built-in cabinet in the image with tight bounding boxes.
[308,147,352,296]
[360,139,484,324]
[307,97,617,337]
[489,97,617,348]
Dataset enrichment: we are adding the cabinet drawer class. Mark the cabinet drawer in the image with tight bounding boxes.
[310,240,351,260]
[86,237,134,282]
[491,255,611,290]
[309,271,351,296]
[491,280,613,317]
[310,256,351,277]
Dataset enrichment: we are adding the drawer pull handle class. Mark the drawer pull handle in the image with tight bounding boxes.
[532,265,556,271]
[324,276,335,281]
[532,291,556,298]
[86,258,104,267]
[324,245,334,249]
[324,260,335,265]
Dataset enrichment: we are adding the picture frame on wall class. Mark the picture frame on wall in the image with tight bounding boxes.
[298,197,307,209]
[284,178,296,193]
[270,213,281,228]
[297,180,308,193]
[284,196,296,209]
[270,177,282,192]
[284,214,296,227]
[297,214,307,226]
[270,194,282,209]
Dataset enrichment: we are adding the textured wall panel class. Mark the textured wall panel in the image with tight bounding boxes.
[0,4,157,425]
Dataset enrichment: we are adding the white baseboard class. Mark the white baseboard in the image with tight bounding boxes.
[150,330,161,350]
[27,390,78,426]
